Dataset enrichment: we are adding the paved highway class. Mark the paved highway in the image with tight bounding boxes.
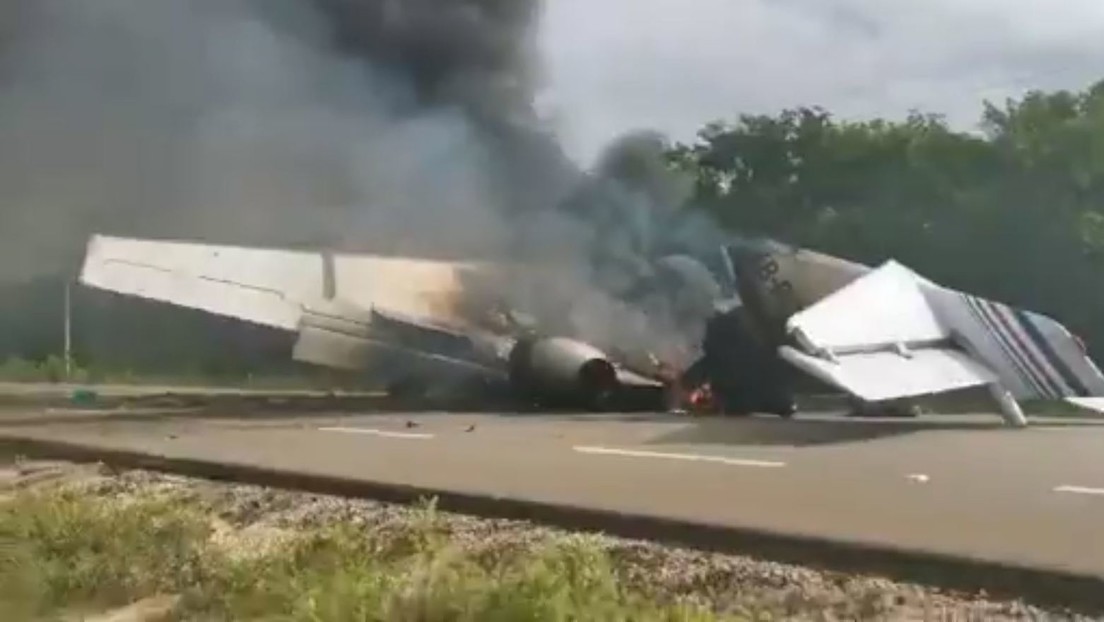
[4,408,1104,578]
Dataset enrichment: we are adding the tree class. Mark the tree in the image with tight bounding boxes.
[670,78,1104,352]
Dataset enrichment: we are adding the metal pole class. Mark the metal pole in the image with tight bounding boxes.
[64,279,72,380]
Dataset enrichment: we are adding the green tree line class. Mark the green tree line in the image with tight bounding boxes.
[668,78,1104,354]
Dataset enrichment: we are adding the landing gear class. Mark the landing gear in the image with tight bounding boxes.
[674,303,800,419]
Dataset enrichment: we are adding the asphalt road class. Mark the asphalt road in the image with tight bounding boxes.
[4,408,1104,579]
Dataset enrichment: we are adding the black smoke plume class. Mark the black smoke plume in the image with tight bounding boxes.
[0,0,723,363]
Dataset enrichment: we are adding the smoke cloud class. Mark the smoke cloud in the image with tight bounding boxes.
[0,0,723,363]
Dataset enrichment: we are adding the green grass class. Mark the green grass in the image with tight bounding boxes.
[0,489,210,620]
[0,356,86,384]
[0,489,737,621]
[0,355,360,390]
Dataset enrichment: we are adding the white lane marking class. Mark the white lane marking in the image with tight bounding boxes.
[44,407,202,415]
[319,426,435,440]
[1054,485,1104,496]
[573,445,785,468]
[907,474,930,483]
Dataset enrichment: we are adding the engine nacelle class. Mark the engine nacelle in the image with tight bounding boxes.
[507,336,620,409]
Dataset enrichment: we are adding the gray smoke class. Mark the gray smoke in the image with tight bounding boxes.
[0,0,542,267]
[0,0,724,363]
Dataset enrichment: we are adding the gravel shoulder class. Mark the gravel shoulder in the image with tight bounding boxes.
[0,459,1096,621]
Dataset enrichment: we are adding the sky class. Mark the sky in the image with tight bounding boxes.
[535,0,1104,165]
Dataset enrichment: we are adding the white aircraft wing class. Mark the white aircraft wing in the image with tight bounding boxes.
[79,234,479,330]
[778,260,1104,419]
[779,261,998,402]
[79,234,515,386]
[80,234,325,329]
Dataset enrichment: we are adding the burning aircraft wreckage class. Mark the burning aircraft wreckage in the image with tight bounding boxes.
[79,233,1104,427]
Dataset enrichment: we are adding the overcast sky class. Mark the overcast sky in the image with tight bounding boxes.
[536,0,1104,165]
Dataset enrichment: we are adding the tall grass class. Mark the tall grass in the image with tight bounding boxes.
[0,489,738,621]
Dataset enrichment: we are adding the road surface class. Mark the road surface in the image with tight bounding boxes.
[3,408,1104,580]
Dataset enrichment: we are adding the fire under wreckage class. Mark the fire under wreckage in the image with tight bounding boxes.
[79,233,1104,427]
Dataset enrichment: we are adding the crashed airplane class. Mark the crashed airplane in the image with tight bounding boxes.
[78,233,1104,426]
